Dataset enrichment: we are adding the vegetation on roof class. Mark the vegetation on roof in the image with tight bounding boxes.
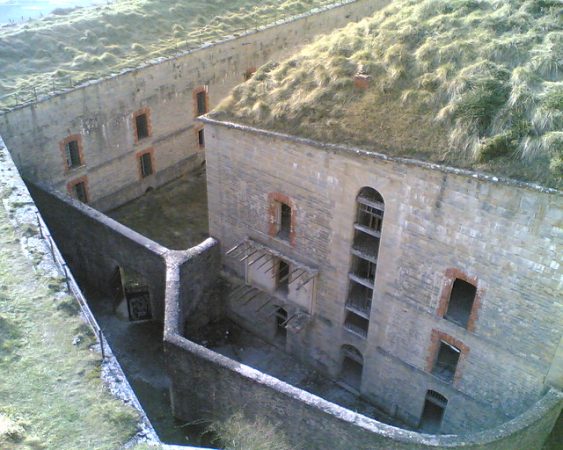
[0,0,338,109]
[217,0,563,188]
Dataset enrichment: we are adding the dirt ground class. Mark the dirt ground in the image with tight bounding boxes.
[107,168,209,250]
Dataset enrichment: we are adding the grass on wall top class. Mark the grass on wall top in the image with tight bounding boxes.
[0,0,340,109]
[217,0,563,189]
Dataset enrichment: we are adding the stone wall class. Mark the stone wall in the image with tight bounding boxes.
[0,0,390,211]
[27,182,169,320]
[164,282,563,450]
[202,117,563,433]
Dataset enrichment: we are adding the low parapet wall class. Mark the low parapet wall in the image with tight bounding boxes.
[164,287,562,450]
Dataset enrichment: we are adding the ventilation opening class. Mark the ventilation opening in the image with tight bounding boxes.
[135,113,149,140]
[344,311,369,337]
[445,279,476,328]
[275,307,287,341]
[278,203,291,240]
[196,90,207,116]
[419,390,447,434]
[432,341,460,383]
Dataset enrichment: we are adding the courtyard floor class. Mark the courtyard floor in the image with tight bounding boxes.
[107,168,209,250]
[186,318,409,429]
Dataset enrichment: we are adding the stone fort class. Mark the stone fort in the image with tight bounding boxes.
[0,0,561,448]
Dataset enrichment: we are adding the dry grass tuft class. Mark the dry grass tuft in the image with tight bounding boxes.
[218,0,563,188]
[0,0,339,108]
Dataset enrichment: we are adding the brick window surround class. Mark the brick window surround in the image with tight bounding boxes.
[193,85,209,117]
[136,148,155,179]
[66,176,89,203]
[437,268,483,332]
[268,192,296,247]
[59,134,85,172]
[132,107,152,143]
[426,329,469,385]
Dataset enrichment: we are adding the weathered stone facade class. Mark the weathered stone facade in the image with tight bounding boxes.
[0,0,390,212]
[202,117,563,434]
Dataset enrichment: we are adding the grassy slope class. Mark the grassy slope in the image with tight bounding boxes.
[0,0,337,108]
[217,0,563,188]
[0,203,138,449]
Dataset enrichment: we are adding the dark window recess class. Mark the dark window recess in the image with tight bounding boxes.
[419,390,447,434]
[352,256,377,282]
[344,310,369,338]
[357,202,383,231]
[275,307,287,340]
[198,128,205,148]
[340,346,363,391]
[432,341,460,383]
[445,279,476,328]
[74,182,88,203]
[277,260,290,295]
[278,203,292,239]
[135,113,149,140]
[65,140,81,168]
[140,153,153,178]
[196,91,207,115]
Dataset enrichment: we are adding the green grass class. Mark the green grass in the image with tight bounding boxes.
[217,0,563,188]
[0,0,341,109]
[0,203,139,449]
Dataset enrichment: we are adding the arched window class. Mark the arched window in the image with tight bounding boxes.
[343,187,384,338]
[340,345,364,391]
[420,390,448,433]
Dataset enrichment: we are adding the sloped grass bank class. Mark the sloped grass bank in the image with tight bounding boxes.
[219,0,562,188]
[0,0,339,108]
[0,202,138,449]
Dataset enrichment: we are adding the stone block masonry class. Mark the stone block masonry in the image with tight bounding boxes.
[201,116,563,434]
[0,0,391,211]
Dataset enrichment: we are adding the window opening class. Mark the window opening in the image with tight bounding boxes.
[432,341,460,383]
[135,113,149,140]
[346,282,373,316]
[445,279,476,328]
[277,260,290,295]
[275,307,287,341]
[278,202,292,240]
[344,311,369,337]
[198,128,205,148]
[419,390,447,433]
[351,256,376,283]
[65,140,81,169]
[196,90,207,116]
[73,181,88,203]
[340,345,363,391]
[140,152,153,178]
[357,202,383,232]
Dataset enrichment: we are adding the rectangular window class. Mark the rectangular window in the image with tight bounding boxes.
[74,181,88,203]
[140,152,153,178]
[432,341,460,383]
[445,279,476,328]
[196,90,207,116]
[198,128,205,148]
[135,113,149,140]
[278,203,292,240]
[344,310,369,338]
[65,140,82,169]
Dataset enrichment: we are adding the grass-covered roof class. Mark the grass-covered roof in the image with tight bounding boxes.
[0,0,337,109]
[216,0,563,189]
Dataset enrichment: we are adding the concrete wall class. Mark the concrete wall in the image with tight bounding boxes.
[202,117,563,433]
[164,281,563,450]
[0,0,391,211]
